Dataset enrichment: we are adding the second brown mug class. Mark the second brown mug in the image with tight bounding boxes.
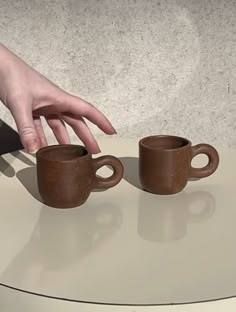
[139,135,219,195]
[36,144,124,208]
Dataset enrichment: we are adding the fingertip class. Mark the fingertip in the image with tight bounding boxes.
[26,139,40,154]
[106,129,117,135]
[103,124,117,135]
[92,150,101,155]
[87,144,101,155]
[92,146,101,154]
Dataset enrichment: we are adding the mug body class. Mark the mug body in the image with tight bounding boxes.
[139,135,192,195]
[36,144,94,208]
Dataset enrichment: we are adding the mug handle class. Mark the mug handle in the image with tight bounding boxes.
[190,144,219,179]
[92,155,124,189]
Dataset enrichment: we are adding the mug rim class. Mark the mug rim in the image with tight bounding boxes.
[36,144,91,163]
[139,135,191,151]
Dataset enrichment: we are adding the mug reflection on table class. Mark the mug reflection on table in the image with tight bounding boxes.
[0,202,123,287]
[138,191,216,242]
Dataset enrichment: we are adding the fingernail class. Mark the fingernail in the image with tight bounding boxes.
[95,146,101,154]
[111,127,117,134]
[26,141,39,154]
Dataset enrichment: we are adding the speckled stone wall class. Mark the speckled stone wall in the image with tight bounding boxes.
[0,0,235,147]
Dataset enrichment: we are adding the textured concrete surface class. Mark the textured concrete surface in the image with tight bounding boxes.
[0,0,235,147]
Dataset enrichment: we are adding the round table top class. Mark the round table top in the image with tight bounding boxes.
[0,137,236,311]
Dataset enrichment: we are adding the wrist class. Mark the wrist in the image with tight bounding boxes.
[0,43,17,104]
[0,43,15,76]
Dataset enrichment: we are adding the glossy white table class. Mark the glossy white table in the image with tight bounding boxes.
[0,138,236,311]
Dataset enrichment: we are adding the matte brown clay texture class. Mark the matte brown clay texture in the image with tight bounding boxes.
[36,144,124,208]
[139,135,219,195]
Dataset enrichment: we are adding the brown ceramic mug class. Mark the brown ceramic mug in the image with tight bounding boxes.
[36,144,124,208]
[139,135,219,195]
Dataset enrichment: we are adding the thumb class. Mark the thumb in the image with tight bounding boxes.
[9,101,40,153]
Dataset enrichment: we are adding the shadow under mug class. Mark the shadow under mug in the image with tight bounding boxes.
[139,135,220,195]
[36,144,124,208]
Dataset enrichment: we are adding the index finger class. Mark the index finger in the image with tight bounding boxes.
[58,93,117,135]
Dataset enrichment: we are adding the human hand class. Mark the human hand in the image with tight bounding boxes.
[0,44,116,154]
